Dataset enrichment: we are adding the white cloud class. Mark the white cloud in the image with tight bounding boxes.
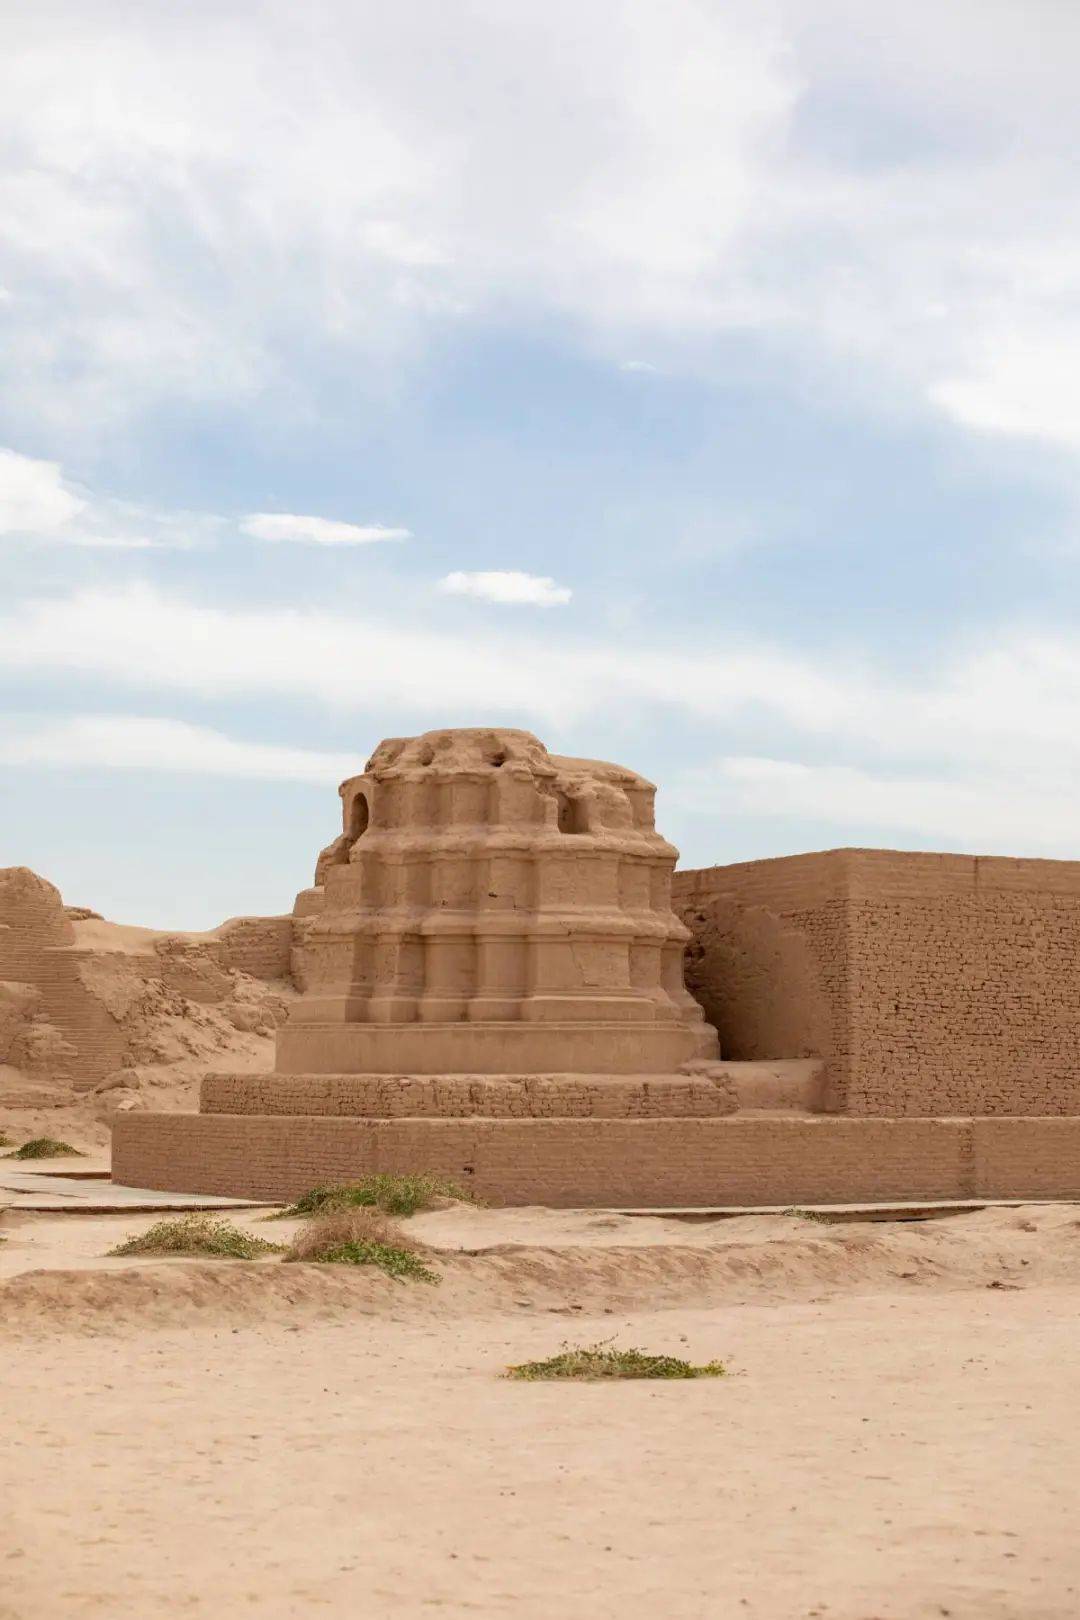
[0,585,587,719]
[0,582,857,737]
[438,570,572,606]
[7,584,1080,852]
[0,444,219,549]
[0,714,360,783]
[0,582,1075,772]
[241,512,410,546]
[619,360,659,374]
[930,326,1080,449]
[0,447,86,533]
[674,755,1080,859]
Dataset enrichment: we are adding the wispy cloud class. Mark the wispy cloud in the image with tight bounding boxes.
[0,713,361,783]
[2,582,1080,774]
[241,512,411,546]
[438,570,572,606]
[7,583,1080,854]
[672,755,1080,859]
[0,447,86,533]
[6,1,1078,461]
[0,445,217,549]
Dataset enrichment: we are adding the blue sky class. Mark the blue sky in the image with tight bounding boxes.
[3,0,1080,927]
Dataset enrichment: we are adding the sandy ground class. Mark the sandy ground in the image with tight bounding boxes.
[3,1203,1080,1620]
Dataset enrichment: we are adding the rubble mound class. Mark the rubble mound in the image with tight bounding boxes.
[0,867,296,1150]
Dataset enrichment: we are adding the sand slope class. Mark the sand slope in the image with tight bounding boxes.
[1,1202,1079,1619]
[0,1201,1076,1337]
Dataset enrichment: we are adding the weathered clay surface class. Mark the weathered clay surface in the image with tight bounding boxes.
[0,866,297,1148]
[289,726,715,1067]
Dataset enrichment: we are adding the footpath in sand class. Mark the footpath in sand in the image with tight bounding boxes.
[3,1194,1080,1620]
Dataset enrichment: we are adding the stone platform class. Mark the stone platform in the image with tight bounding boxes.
[111,1112,1080,1208]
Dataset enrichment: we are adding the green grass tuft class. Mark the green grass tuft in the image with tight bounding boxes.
[507,1340,726,1381]
[108,1216,283,1259]
[295,1239,439,1282]
[276,1172,474,1219]
[4,1137,84,1160]
[781,1206,832,1223]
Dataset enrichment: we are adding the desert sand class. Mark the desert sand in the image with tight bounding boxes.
[3,851,1079,1617]
[3,1198,1080,1619]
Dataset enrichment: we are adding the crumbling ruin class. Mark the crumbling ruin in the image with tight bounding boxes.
[0,866,295,1146]
[98,728,1080,1205]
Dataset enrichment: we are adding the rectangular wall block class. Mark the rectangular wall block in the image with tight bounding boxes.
[676,848,1080,1117]
[109,1112,1080,1207]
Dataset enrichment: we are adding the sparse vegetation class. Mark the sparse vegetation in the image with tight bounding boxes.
[507,1340,727,1381]
[284,1206,439,1282]
[781,1207,832,1223]
[276,1172,474,1220]
[108,1216,283,1259]
[0,1131,11,1147]
[4,1137,84,1160]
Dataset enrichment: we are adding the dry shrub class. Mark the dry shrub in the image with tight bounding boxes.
[277,1172,474,1219]
[108,1216,282,1259]
[284,1206,438,1282]
[507,1340,727,1380]
[5,1137,84,1160]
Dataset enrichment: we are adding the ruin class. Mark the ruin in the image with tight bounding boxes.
[113,727,1080,1205]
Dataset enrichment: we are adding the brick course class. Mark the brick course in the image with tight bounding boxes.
[113,1113,981,1206]
[201,1071,736,1118]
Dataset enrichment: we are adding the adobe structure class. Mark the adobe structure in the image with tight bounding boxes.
[113,728,1080,1205]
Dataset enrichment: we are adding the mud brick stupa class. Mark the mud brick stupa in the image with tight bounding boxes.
[116,728,735,1204]
[115,726,1080,1205]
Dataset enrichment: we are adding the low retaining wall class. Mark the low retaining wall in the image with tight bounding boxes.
[112,1113,1080,1207]
[200,1071,736,1118]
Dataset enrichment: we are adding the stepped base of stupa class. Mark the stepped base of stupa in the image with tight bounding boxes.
[111,1109,1080,1207]
[275,1020,713,1075]
[199,1070,738,1117]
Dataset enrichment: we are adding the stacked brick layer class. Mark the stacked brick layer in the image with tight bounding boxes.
[201,1071,736,1118]
[112,1113,1080,1206]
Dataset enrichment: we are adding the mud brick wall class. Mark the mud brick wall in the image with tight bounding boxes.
[201,1071,737,1118]
[674,852,853,1109]
[844,851,1080,1115]
[113,1113,977,1206]
[214,916,295,983]
[0,869,127,1087]
[676,849,1080,1117]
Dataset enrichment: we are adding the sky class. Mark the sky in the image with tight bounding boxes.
[3,0,1080,927]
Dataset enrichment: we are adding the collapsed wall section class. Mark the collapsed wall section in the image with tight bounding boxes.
[213,916,294,982]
